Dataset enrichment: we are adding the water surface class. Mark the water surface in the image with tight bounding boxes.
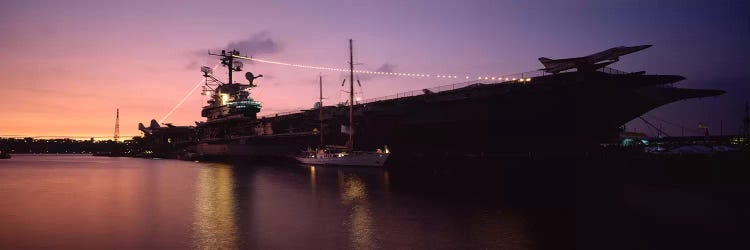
[0,155,541,249]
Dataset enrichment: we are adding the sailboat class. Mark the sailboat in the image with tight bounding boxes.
[295,39,390,167]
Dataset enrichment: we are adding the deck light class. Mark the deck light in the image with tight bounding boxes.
[220,93,229,105]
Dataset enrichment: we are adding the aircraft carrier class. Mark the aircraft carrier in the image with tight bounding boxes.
[139,45,725,160]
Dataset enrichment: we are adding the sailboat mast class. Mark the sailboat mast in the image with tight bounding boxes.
[348,39,354,150]
[319,75,324,146]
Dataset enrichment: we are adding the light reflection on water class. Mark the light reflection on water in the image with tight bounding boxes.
[340,173,375,250]
[309,166,316,192]
[192,164,238,250]
[0,155,530,249]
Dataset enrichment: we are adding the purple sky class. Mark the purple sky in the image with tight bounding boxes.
[1,0,748,138]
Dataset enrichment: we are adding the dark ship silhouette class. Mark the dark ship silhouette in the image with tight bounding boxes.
[139,45,725,160]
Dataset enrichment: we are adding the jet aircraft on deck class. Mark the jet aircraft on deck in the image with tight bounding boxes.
[539,45,652,73]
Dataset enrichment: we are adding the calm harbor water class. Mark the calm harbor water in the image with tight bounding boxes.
[0,155,549,249]
[1,154,743,249]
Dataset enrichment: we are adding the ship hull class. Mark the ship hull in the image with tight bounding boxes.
[194,71,724,158]
[195,134,318,158]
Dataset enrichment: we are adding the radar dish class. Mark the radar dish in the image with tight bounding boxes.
[232,61,243,71]
[200,66,213,75]
[245,72,263,86]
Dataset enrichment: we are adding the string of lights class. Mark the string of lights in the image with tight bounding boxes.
[160,64,220,123]
[232,55,534,82]
[160,55,539,123]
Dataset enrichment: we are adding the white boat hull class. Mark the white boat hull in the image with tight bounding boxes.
[296,153,389,167]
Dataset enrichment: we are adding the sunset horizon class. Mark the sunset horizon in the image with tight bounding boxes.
[2,1,749,139]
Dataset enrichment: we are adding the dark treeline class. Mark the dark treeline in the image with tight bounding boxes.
[0,137,144,154]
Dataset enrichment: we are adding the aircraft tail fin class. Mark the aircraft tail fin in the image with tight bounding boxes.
[149,119,160,129]
[138,123,151,134]
[538,57,554,67]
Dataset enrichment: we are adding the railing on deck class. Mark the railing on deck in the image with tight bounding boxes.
[358,69,555,105]
[598,67,629,75]
[260,67,629,118]
[260,110,304,119]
